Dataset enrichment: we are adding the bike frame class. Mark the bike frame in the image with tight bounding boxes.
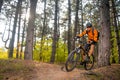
[65,39,94,71]
[75,41,90,57]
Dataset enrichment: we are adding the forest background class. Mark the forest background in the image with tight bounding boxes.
[0,0,120,67]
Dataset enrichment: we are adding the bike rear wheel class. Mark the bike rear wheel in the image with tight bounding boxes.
[84,54,94,70]
[65,50,80,72]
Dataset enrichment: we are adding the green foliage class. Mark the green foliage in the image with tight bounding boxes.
[33,38,52,62]
[0,38,68,63]
[55,40,68,63]
[110,27,119,63]
[0,48,8,59]
[33,38,68,63]
[0,47,24,59]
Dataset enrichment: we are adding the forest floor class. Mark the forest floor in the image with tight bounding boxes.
[0,59,120,80]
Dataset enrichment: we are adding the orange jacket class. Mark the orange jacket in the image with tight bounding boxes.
[78,28,98,42]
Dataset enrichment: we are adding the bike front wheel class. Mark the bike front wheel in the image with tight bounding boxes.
[65,50,80,72]
[84,54,94,70]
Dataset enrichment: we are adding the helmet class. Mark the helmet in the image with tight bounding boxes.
[86,22,92,28]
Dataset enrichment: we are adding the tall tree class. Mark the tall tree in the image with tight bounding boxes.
[50,0,58,63]
[80,0,84,40]
[24,0,38,60]
[20,0,29,59]
[9,0,22,58]
[39,0,47,61]
[98,0,111,67]
[20,18,26,59]
[73,0,79,49]
[67,0,72,54]
[16,0,22,58]
[0,0,3,12]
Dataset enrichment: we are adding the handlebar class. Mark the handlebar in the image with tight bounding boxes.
[74,37,87,44]
[74,37,94,45]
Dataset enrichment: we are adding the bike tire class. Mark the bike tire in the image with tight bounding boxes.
[84,54,94,70]
[65,50,80,72]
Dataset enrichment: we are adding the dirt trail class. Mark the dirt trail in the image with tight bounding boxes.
[1,60,90,80]
[26,62,120,80]
[1,60,120,80]
[30,62,88,80]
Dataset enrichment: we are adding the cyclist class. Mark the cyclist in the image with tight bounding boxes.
[76,22,99,65]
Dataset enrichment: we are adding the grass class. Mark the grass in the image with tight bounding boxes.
[0,59,24,73]
[0,75,4,80]
[0,59,35,80]
[0,59,34,76]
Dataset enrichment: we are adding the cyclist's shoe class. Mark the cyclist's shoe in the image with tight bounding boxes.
[80,61,85,65]
[84,56,90,62]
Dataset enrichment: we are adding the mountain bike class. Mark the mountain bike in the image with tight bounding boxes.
[65,38,94,72]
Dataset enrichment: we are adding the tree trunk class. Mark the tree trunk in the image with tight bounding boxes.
[67,0,72,54]
[39,0,47,61]
[8,0,22,58]
[0,0,3,12]
[98,0,111,67]
[50,0,58,63]
[73,0,79,49]
[20,1,29,59]
[20,19,26,59]
[16,0,22,58]
[24,0,38,60]
[79,0,84,41]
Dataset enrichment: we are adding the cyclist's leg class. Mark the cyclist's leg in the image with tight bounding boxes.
[83,44,94,62]
[88,44,95,56]
[88,41,97,56]
[80,44,89,65]
[80,52,85,65]
[83,43,90,60]
[81,52,85,61]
